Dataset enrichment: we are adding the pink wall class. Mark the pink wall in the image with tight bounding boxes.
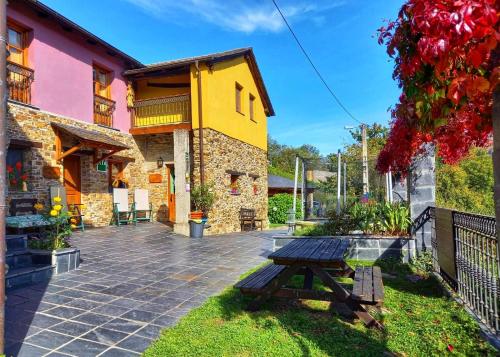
[7,4,132,132]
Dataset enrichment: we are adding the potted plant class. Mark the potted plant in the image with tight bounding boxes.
[189,182,215,238]
[29,197,80,274]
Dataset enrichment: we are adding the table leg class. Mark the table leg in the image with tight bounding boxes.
[303,268,314,290]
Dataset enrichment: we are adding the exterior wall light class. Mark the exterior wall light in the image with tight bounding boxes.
[157,157,164,168]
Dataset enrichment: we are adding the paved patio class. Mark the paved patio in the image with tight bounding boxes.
[5,223,274,356]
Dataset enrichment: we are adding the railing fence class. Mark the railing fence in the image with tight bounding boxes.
[7,61,34,104]
[413,207,499,334]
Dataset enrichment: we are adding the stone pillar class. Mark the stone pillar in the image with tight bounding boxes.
[392,145,436,252]
[173,129,190,236]
[409,146,436,251]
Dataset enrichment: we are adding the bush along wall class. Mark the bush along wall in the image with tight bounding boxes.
[268,193,302,224]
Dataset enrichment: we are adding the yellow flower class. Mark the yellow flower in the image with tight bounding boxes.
[70,218,77,224]
[53,205,62,211]
[50,210,58,217]
[53,196,62,203]
[34,203,44,211]
[70,224,77,229]
[80,204,86,211]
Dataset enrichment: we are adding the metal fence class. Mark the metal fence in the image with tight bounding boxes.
[414,207,499,334]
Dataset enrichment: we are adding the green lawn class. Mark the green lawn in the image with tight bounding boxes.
[144,260,495,357]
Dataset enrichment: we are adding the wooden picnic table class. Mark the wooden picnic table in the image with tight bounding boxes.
[236,238,384,328]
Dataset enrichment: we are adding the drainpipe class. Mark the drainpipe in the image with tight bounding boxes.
[195,61,204,185]
[0,0,7,353]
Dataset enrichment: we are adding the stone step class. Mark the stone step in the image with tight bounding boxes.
[6,250,33,269]
[6,265,55,290]
[6,234,28,252]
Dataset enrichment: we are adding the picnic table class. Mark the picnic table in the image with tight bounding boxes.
[235,238,384,328]
[6,214,52,234]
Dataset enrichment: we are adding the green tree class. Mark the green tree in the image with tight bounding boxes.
[436,147,494,216]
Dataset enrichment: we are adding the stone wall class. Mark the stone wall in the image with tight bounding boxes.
[7,102,174,227]
[192,128,268,235]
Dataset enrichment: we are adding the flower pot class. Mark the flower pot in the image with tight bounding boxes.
[189,221,205,238]
[190,211,203,220]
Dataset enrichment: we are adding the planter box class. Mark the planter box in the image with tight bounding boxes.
[30,247,81,274]
[273,235,416,263]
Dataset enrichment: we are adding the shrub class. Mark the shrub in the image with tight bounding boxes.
[268,194,302,224]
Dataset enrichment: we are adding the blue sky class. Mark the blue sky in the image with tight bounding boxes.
[44,0,404,155]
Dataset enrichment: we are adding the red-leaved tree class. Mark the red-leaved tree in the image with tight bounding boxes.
[377,0,499,174]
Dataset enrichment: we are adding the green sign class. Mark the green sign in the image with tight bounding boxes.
[97,160,108,172]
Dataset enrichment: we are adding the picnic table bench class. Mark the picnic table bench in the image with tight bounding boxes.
[235,238,384,329]
[240,208,264,231]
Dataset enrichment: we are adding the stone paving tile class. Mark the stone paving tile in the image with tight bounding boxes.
[24,330,74,350]
[80,327,129,345]
[6,223,274,356]
[116,334,153,353]
[57,338,109,357]
[99,347,140,356]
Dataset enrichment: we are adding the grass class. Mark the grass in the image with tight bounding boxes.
[144,259,496,357]
[269,223,287,229]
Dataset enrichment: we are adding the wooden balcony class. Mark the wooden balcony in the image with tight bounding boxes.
[130,94,191,135]
[7,61,34,105]
[94,94,116,127]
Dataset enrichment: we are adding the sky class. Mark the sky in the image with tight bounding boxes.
[43,0,404,155]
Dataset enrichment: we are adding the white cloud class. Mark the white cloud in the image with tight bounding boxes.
[122,0,346,33]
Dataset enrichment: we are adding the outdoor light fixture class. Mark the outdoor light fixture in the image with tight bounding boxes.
[157,157,164,168]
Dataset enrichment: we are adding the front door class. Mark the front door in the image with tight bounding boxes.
[167,165,176,222]
[64,155,81,206]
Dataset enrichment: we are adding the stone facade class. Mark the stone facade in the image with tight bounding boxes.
[7,102,174,227]
[192,128,268,235]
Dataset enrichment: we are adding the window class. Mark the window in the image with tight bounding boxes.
[7,148,28,191]
[235,82,243,114]
[108,162,124,192]
[7,24,26,65]
[230,174,240,195]
[249,94,255,121]
[93,65,111,99]
[93,64,115,126]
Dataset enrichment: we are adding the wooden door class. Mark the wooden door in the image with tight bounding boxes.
[64,155,81,205]
[167,165,176,222]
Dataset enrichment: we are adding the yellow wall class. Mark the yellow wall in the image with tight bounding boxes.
[190,57,268,151]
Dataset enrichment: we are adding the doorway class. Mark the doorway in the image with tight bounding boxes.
[166,165,176,222]
[63,155,81,205]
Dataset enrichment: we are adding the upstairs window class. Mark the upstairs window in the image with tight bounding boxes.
[235,82,243,114]
[7,24,27,66]
[93,64,115,127]
[249,94,255,121]
[93,65,111,99]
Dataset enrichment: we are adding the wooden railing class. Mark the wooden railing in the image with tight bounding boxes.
[132,94,191,128]
[94,94,116,127]
[7,61,34,104]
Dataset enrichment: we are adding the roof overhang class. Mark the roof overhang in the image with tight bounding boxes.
[124,48,275,116]
[51,122,129,164]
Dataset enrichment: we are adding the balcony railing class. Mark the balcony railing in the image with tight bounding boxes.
[7,61,34,104]
[94,94,116,127]
[132,94,191,128]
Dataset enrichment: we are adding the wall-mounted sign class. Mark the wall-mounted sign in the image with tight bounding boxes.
[43,166,61,179]
[96,160,108,172]
[149,174,162,183]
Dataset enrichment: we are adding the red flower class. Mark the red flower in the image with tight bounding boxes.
[6,165,13,173]
[20,174,28,181]
[447,344,454,352]
[15,161,22,171]
[10,179,17,185]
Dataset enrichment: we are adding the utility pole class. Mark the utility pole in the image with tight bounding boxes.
[385,173,390,202]
[301,158,306,219]
[388,169,393,203]
[336,150,341,214]
[361,124,369,196]
[343,162,347,207]
[0,0,7,353]
[292,156,299,216]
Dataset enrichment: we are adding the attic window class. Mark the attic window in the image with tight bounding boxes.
[235,82,243,114]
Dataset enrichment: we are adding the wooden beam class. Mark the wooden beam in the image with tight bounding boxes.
[94,149,120,164]
[9,139,43,149]
[55,128,62,160]
[57,143,83,161]
[129,123,191,135]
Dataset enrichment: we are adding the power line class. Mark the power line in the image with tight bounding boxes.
[271,0,363,125]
